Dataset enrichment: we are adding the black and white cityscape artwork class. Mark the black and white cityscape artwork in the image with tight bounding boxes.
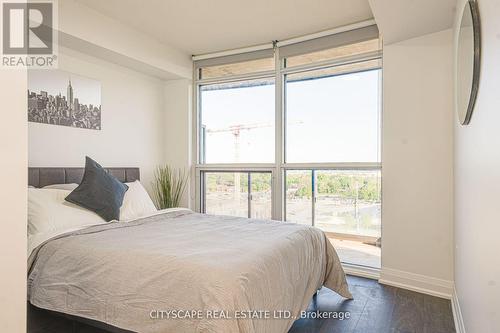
[28,70,101,130]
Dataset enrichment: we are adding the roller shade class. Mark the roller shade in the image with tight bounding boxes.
[194,48,274,69]
[193,24,380,79]
[278,25,379,59]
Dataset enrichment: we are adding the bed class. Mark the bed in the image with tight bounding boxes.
[27,167,352,333]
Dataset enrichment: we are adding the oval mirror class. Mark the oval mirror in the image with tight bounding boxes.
[456,0,481,125]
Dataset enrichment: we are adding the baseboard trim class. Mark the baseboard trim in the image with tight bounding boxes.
[451,286,466,333]
[379,267,453,299]
[343,263,380,280]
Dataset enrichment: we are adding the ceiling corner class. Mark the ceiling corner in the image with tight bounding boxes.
[368,0,457,45]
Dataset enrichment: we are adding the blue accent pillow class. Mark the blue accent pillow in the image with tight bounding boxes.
[65,157,129,222]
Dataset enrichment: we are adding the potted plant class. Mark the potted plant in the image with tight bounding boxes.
[152,165,188,209]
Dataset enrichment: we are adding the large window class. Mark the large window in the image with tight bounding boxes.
[195,25,382,268]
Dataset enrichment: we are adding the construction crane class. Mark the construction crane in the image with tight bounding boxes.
[203,121,303,203]
[206,122,272,163]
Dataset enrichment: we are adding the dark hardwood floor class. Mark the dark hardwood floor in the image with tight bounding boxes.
[29,275,455,333]
[289,275,456,333]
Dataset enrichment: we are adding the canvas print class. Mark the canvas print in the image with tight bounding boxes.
[28,70,101,130]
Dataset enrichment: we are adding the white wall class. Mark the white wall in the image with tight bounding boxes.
[0,71,27,332]
[163,79,193,208]
[28,47,166,192]
[454,0,500,332]
[380,29,455,296]
[58,0,192,79]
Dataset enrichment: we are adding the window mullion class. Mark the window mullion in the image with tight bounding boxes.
[311,170,316,227]
[247,172,252,218]
[273,42,284,221]
[200,171,205,213]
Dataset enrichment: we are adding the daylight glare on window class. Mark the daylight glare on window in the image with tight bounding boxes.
[285,68,381,163]
[200,79,275,164]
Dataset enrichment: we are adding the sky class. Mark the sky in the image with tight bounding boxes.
[201,69,381,164]
[28,70,101,107]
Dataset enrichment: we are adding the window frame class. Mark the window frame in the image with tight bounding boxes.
[193,43,383,222]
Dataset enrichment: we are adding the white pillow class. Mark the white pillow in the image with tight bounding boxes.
[119,180,157,221]
[43,183,79,191]
[28,188,107,254]
[28,188,106,235]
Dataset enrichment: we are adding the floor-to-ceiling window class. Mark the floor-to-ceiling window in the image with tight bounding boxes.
[194,24,382,269]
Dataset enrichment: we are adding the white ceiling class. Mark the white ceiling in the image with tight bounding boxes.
[368,0,457,45]
[75,0,374,56]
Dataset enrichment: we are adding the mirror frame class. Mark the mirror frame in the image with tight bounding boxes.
[457,0,482,125]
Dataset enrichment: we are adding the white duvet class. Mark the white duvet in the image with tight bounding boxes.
[28,210,352,333]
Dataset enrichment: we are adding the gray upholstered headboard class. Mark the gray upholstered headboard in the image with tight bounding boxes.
[28,167,140,188]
